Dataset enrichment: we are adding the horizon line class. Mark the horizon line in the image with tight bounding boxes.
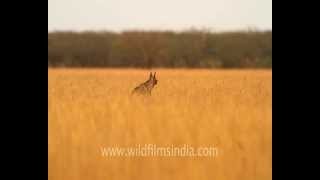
[48,27,272,33]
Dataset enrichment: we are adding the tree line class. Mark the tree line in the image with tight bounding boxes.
[48,29,272,68]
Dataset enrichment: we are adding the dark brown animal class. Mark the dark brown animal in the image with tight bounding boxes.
[132,72,158,96]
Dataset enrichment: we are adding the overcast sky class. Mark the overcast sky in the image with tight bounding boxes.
[48,0,272,32]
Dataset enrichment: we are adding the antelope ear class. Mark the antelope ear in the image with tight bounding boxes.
[149,72,153,78]
[153,72,156,78]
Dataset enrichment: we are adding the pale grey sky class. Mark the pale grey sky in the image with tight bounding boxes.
[48,0,272,32]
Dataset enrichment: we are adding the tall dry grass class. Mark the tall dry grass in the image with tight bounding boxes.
[48,68,272,180]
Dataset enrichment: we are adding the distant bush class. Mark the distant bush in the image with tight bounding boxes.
[48,30,272,68]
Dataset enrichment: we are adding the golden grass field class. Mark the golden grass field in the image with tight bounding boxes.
[48,68,272,180]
